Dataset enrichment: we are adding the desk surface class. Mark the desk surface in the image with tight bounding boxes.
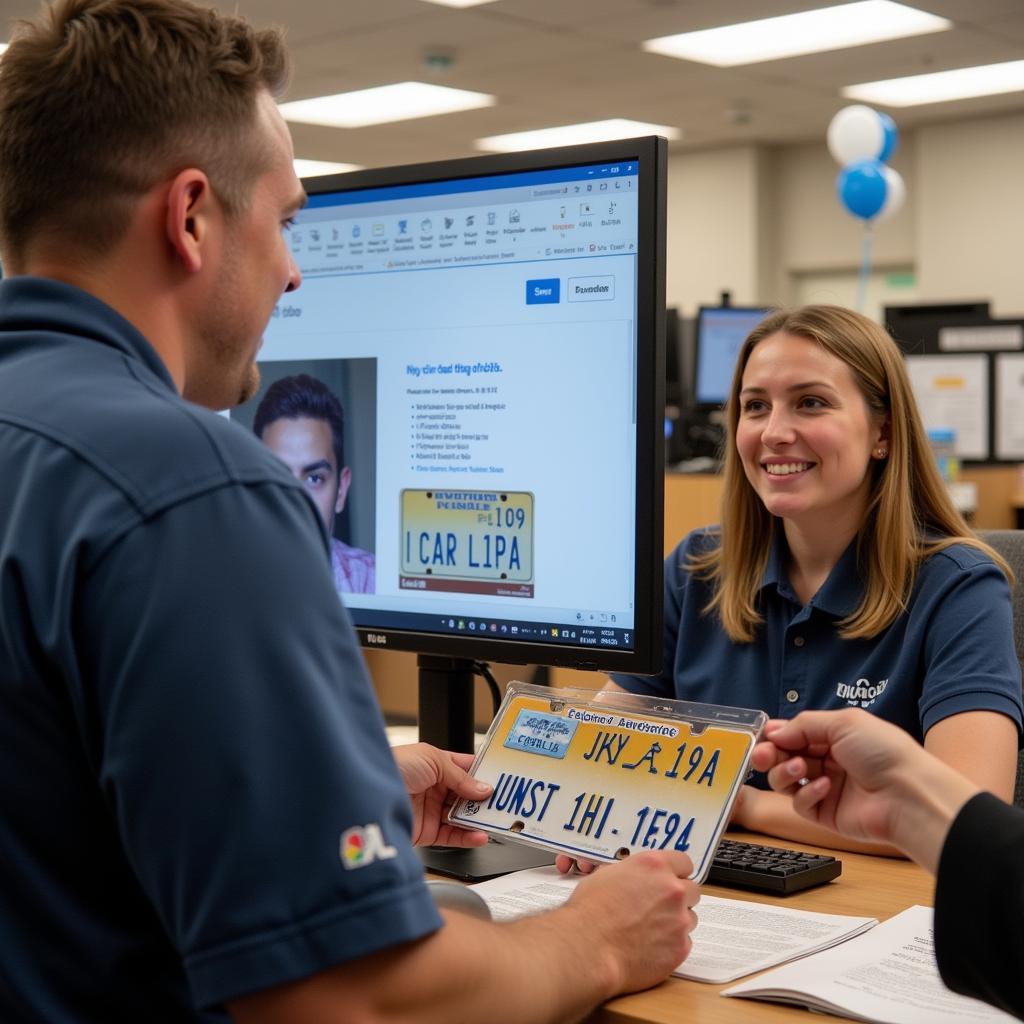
[586,832,934,1024]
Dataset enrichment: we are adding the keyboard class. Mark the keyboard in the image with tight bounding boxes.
[707,838,841,895]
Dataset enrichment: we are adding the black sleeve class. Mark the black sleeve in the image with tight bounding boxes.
[934,791,1024,1019]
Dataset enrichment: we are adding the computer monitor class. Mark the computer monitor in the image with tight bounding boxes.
[693,305,771,410]
[233,137,667,757]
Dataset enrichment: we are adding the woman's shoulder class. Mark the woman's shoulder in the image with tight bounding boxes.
[668,525,722,561]
[919,537,1006,579]
[665,526,721,584]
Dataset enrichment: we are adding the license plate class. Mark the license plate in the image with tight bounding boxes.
[450,686,763,881]
[400,489,534,597]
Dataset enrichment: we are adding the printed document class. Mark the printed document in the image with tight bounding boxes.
[470,866,875,983]
[724,904,1017,1022]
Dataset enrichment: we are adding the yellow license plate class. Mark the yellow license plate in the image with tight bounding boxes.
[400,490,534,591]
[450,687,761,881]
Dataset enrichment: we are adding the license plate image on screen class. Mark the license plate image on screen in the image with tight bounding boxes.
[246,135,668,757]
[400,489,534,597]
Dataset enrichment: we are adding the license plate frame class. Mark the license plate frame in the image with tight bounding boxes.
[449,684,765,882]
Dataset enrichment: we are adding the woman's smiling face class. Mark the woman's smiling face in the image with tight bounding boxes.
[735,331,888,531]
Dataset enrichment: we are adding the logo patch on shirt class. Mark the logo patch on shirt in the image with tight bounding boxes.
[835,677,889,708]
[339,824,398,869]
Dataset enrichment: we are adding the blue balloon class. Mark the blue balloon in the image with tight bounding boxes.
[837,159,887,220]
[877,112,899,162]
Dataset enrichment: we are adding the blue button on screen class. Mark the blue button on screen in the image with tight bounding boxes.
[526,278,560,304]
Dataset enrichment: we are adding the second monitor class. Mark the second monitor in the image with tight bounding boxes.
[694,304,772,411]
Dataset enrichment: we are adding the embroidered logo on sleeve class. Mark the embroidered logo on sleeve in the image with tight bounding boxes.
[340,824,398,869]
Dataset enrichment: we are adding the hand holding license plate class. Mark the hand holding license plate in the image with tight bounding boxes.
[450,684,766,882]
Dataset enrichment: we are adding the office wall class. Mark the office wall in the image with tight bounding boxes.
[666,109,1024,317]
[773,139,915,279]
[665,145,761,309]
[915,111,1024,316]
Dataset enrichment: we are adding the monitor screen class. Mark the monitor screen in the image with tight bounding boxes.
[232,138,667,709]
[694,305,770,408]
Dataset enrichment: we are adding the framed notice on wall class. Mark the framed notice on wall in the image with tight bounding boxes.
[905,354,989,461]
[995,354,1024,461]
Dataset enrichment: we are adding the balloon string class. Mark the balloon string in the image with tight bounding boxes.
[856,223,874,314]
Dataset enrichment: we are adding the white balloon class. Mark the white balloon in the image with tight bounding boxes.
[827,105,885,165]
[875,166,905,222]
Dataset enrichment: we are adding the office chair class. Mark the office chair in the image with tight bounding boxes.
[977,530,1024,807]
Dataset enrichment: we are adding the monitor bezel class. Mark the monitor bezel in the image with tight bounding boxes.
[299,136,667,674]
[693,303,771,412]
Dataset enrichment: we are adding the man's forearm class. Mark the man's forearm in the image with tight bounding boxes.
[229,903,620,1024]
[886,758,979,874]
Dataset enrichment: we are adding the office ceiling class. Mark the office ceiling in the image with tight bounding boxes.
[2,0,1023,167]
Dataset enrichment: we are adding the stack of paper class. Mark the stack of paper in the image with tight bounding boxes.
[723,905,1017,1023]
[470,866,876,984]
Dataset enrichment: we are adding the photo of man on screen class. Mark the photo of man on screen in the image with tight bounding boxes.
[253,373,375,594]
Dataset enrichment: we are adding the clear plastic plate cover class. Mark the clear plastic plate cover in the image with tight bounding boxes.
[449,683,766,881]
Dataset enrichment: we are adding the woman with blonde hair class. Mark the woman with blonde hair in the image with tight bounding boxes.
[612,304,1022,853]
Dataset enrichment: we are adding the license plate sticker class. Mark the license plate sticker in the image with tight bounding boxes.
[400,489,534,598]
[450,686,765,882]
[503,709,579,760]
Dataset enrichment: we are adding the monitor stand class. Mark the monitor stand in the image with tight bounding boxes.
[414,654,556,882]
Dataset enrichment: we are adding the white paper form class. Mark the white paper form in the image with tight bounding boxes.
[905,354,989,460]
[673,896,875,984]
[994,353,1024,460]
[469,865,577,920]
[724,904,1017,1023]
[470,866,875,984]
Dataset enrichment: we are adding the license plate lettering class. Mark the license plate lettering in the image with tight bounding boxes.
[583,729,721,787]
[563,792,615,840]
[487,772,561,822]
[405,531,523,572]
[631,806,695,852]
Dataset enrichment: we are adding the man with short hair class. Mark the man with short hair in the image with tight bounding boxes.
[0,1,698,1021]
[253,373,376,593]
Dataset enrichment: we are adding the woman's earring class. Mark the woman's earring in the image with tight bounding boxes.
[875,447,888,459]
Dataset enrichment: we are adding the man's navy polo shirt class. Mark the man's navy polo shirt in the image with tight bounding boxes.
[614,527,1023,784]
[0,278,440,1020]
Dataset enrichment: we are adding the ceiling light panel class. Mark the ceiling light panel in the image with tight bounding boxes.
[642,2,951,67]
[477,119,681,153]
[843,60,1024,106]
[280,82,495,129]
[293,160,362,178]
[417,0,500,6]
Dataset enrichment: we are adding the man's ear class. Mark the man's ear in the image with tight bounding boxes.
[335,465,352,515]
[165,169,216,274]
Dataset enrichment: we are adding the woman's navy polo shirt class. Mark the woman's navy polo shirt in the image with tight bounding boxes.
[613,528,1024,772]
